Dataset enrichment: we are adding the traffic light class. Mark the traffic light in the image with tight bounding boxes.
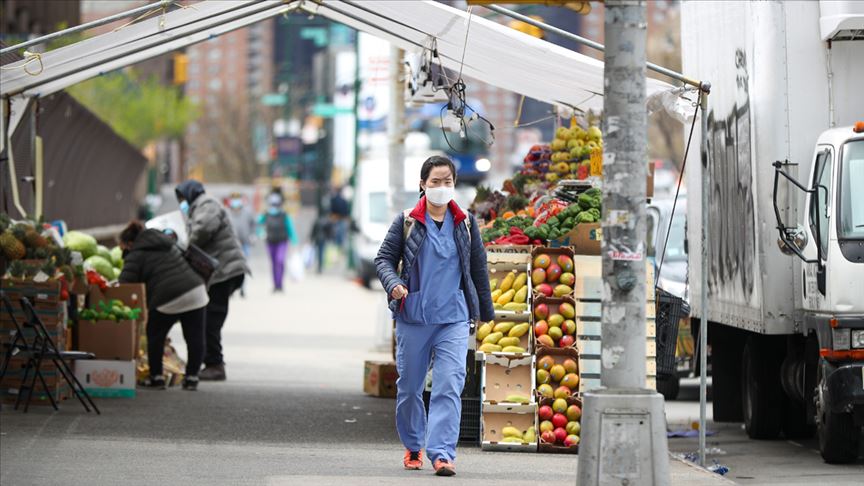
[172,53,188,85]
[466,0,592,15]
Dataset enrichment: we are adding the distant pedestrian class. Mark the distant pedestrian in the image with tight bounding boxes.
[175,180,250,382]
[375,155,495,476]
[118,221,208,391]
[329,186,351,248]
[258,192,298,292]
[310,215,332,274]
[226,192,255,297]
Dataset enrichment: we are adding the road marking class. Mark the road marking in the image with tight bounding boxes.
[787,441,803,448]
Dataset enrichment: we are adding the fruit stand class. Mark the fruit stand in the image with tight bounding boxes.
[470,118,657,454]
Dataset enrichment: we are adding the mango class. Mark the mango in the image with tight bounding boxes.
[498,337,521,348]
[502,426,523,438]
[559,302,576,319]
[513,272,528,291]
[523,426,537,442]
[557,255,574,273]
[482,332,503,345]
[502,345,527,353]
[477,322,494,342]
[508,323,530,338]
[533,254,551,269]
[503,302,528,312]
[537,334,555,347]
[549,315,565,328]
[499,272,516,292]
[514,286,528,304]
[478,343,503,353]
[497,289,516,305]
[491,289,502,302]
[531,268,547,285]
[553,284,574,297]
[505,394,530,403]
[501,436,525,443]
[494,321,517,334]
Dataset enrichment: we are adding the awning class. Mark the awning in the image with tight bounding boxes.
[2,0,674,113]
[301,1,674,112]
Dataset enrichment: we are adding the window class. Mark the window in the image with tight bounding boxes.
[208,49,222,61]
[839,140,864,239]
[208,79,222,91]
[809,149,833,257]
[369,192,388,224]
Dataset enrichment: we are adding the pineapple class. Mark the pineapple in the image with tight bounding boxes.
[0,231,26,260]
[0,212,10,233]
[8,260,25,278]
[24,228,49,249]
[10,223,29,242]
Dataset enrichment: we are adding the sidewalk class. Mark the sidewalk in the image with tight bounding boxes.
[0,247,732,485]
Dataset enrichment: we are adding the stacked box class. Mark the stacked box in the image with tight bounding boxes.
[479,352,538,452]
[537,396,583,454]
[481,402,538,452]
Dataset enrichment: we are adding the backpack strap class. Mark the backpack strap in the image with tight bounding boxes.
[402,209,415,241]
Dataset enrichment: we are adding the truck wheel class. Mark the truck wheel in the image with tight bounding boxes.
[710,322,744,421]
[817,363,861,463]
[742,335,783,439]
[657,375,680,400]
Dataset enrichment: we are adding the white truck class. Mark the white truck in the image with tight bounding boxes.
[682,1,864,463]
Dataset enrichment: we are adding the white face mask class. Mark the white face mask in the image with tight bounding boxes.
[425,186,455,207]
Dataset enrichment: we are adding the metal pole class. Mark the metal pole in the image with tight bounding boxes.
[578,2,669,483]
[698,85,710,468]
[0,0,171,55]
[388,46,406,217]
[485,4,702,89]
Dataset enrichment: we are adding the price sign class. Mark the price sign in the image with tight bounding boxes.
[590,149,603,176]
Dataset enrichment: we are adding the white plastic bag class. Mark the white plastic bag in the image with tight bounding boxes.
[288,248,305,282]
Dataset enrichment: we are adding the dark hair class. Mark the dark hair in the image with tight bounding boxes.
[119,220,145,245]
[419,155,457,195]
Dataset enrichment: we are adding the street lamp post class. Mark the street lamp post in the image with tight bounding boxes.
[577,1,670,484]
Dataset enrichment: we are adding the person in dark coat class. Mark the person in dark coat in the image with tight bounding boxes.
[118,221,208,391]
[175,180,250,381]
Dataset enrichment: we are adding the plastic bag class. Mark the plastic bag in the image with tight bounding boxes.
[289,248,305,282]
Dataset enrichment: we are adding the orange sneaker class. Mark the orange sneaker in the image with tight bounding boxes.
[403,450,423,470]
[433,459,456,477]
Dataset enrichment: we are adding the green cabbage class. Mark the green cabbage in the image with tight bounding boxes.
[84,255,115,280]
[63,231,98,259]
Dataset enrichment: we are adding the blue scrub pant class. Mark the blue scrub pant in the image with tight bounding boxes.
[395,320,469,463]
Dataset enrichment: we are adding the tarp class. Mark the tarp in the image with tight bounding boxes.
[1,0,674,113]
[302,1,674,112]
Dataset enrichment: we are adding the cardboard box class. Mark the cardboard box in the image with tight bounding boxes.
[75,359,136,398]
[77,319,136,360]
[1,278,63,309]
[529,246,577,300]
[89,283,148,327]
[487,260,531,316]
[535,346,580,399]
[547,223,601,255]
[532,295,578,351]
[479,312,533,357]
[1,381,70,405]
[481,402,538,452]
[364,360,398,398]
[485,245,533,265]
[537,396,582,454]
[481,353,535,405]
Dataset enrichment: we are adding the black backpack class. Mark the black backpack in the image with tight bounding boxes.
[265,211,289,243]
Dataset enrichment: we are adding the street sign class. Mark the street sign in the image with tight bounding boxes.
[312,103,353,117]
[261,93,287,106]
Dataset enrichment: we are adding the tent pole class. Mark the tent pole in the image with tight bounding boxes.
[485,4,701,88]
[0,1,171,55]
[698,84,711,467]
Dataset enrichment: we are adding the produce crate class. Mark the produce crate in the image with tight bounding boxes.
[548,223,601,255]
[477,312,533,356]
[537,396,582,454]
[1,278,63,309]
[535,346,580,400]
[487,261,531,316]
[655,288,689,379]
[529,246,576,300]
[459,396,482,446]
[481,353,535,405]
[485,245,533,264]
[481,402,538,452]
[532,296,578,351]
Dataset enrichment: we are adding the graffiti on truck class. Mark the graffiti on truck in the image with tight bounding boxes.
[705,48,759,305]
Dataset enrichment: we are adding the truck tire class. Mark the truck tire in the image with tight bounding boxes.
[817,362,861,463]
[742,335,783,439]
[657,375,680,400]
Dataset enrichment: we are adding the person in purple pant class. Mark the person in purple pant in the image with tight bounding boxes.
[258,192,298,292]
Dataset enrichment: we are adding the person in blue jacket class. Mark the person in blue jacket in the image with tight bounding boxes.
[375,155,495,477]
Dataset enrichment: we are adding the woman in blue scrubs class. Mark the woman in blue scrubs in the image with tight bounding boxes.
[375,156,495,477]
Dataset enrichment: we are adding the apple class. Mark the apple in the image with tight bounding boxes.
[567,404,582,421]
[552,413,568,429]
[537,384,554,398]
[534,320,549,337]
[539,405,554,421]
[559,335,575,348]
[541,430,557,444]
[554,427,568,444]
[540,420,554,433]
[538,356,555,371]
[552,398,568,414]
[554,385,572,399]
[564,434,580,447]
[548,326,564,342]
[536,369,551,384]
[534,303,549,321]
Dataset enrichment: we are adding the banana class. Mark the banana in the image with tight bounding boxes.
[508,323,530,338]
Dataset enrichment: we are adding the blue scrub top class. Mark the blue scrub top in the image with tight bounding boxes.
[399,207,469,325]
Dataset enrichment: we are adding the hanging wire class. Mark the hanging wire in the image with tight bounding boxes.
[0,51,44,75]
[655,98,701,286]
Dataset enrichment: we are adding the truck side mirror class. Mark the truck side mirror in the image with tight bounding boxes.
[772,160,822,267]
[777,225,808,255]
